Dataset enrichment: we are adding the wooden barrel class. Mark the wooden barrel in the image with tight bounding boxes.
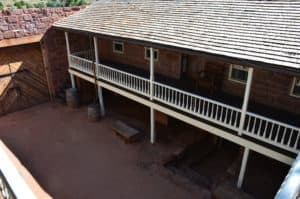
[88,103,100,121]
[65,88,79,108]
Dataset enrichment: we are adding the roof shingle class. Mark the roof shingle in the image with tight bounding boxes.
[54,0,300,70]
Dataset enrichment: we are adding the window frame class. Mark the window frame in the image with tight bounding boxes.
[290,77,300,98]
[113,41,124,54]
[228,64,249,84]
[144,47,159,61]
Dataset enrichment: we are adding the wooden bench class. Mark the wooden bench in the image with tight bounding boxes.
[112,121,141,143]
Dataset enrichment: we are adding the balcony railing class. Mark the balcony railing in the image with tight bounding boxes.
[98,63,150,97]
[0,170,15,199]
[0,142,37,199]
[69,51,300,154]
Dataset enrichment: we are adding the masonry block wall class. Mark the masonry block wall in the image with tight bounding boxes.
[41,30,91,98]
[0,43,49,115]
[222,66,300,115]
[0,7,83,41]
[98,38,182,79]
[0,7,83,115]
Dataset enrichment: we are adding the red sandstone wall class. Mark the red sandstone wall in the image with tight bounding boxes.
[222,66,300,114]
[0,43,49,115]
[98,38,182,79]
[0,7,83,40]
[41,30,90,98]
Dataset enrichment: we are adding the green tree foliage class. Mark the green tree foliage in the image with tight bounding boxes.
[33,2,46,8]
[46,0,87,7]
[25,2,33,8]
[0,2,4,10]
[14,0,26,9]
[13,1,35,9]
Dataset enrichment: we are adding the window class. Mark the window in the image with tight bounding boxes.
[229,64,249,83]
[291,77,300,97]
[113,41,124,54]
[144,47,158,61]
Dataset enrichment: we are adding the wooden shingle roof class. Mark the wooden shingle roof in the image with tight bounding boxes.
[54,0,300,70]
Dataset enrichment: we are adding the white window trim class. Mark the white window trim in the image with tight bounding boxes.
[113,41,124,54]
[144,47,159,61]
[228,64,249,84]
[290,77,300,98]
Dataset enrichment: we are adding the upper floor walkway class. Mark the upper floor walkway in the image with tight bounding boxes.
[68,49,300,161]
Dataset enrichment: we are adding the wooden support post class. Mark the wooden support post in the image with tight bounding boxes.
[149,47,155,143]
[93,37,105,116]
[150,47,154,100]
[70,74,76,89]
[237,147,250,188]
[97,86,105,116]
[238,67,253,135]
[65,32,76,89]
[150,108,155,144]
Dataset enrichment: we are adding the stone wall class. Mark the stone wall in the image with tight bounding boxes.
[0,43,49,115]
[97,37,182,79]
[0,6,83,40]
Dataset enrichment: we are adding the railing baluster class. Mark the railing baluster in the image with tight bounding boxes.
[234,111,239,128]
[224,108,228,123]
[281,127,287,144]
[251,118,257,134]
[193,98,197,113]
[189,96,193,111]
[294,131,300,150]
[262,121,268,138]
[228,109,233,125]
[275,125,281,142]
[257,119,263,136]
[268,123,275,140]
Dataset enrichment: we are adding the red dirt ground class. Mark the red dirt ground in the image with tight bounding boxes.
[0,102,210,199]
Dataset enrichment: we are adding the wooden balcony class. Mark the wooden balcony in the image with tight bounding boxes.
[68,51,300,156]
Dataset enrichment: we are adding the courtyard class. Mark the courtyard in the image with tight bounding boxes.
[0,102,211,199]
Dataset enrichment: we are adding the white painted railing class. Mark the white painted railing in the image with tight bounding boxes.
[0,171,15,199]
[68,52,300,154]
[0,143,37,199]
[69,55,94,76]
[97,63,150,97]
[153,82,241,131]
[243,112,300,153]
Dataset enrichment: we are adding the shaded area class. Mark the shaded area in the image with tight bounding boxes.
[0,102,210,199]
[0,43,49,115]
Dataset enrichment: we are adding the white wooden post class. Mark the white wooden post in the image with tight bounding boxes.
[238,67,254,135]
[237,147,250,188]
[150,108,155,144]
[65,32,76,88]
[150,47,154,100]
[93,37,105,116]
[150,47,155,144]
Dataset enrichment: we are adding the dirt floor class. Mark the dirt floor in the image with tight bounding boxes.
[0,102,211,199]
